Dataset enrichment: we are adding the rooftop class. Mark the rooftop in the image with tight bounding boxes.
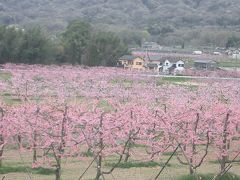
[194,60,216,64]
[162,56,184,63]
[144,55,184,63]
[119,55,136,61]
[146,63,159,68]
[144,55,163,61]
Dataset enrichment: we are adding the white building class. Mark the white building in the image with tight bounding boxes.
[193,51,203,55]
[162,57,185,75]
[213,52,221,55]
[232,54,240,59]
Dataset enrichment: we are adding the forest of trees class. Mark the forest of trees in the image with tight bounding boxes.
[0,20,128,65]
[1,0,240,48]
[1,20,240,65]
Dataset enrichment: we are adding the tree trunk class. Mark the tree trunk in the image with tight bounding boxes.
[0,146,3,168]
[220,113,230,173]
[33,148,37,164]
[17,135,22,149]
[124,151,130,163]
[0,108,4,168]
[95,172,101,180]
[55,164,61,180]
[54,106,67,180]
[189,144,195,175]
[124,145,131,162]
[190,115,198,176]
[95,155,102,180]
[95,113,104,180]
[189,166,199,180]
[33,132,37,163]
[220,155,227,172]
[189,165,194,175]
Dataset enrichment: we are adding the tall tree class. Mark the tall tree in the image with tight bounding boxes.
[0,26,23,63]
[226,36,240,48]
[86,32,127,66]
[62,20,91,64]
[19,27,54,64]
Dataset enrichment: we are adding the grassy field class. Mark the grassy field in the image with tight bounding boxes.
[0,148,240,180]
[0,71,12,81]
[218,60,240,68]
[180,58,240,69]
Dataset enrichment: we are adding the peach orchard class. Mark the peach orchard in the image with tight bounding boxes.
[0,64,240,180]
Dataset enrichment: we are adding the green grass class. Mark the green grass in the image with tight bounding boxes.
[218,61,240,68]
[105,161,171,169]
[185,59,194,68]
[110,78,133,89]
[2,96,22,106]
[97,99,115,112]
[209,160,219,164]
[82,150,94,157]
[171,59,240,68]
[156,76,193,86]
[1,91,22,106]
[1,92,45,105]
[162,151,176,156]
[156,80,166,86]
[0,71,12,81]
[162,77,192,83]
[182,59,240,68]
[0,166,26,174]
[32,167,55,175]
[130,143,146,148]
[178,174,213,180]
[1,92,12,96]
[176,83,199,91]
[0,166,55,175]
[177,173,240,180]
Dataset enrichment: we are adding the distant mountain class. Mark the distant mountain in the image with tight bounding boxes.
[1,0,240,29]
[1,0,240,46]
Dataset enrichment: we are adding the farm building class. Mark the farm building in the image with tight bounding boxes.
[193,51,203,55]
[213,51,221,55]
[144,55,163,72]
[162,57,185,74]
[118,55,185,74]
[117,55,145,70]
[145,63,160,71]
[232,54,240,59]
[194,60,217,70]
[144,56,185,74]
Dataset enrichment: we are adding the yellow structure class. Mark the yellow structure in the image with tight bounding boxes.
[118,55,145,70]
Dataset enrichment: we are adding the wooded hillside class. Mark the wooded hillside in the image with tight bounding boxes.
[1,0,240,46]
